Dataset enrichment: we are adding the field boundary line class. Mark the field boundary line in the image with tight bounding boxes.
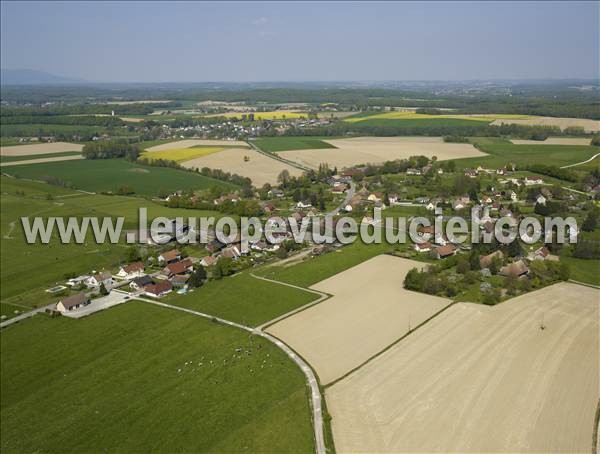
[325,301,458,388]
[568,279,600,290]
[250,273,332,331]
[134,296,326,454]
[593,398,600,454]
[247,140,313,172]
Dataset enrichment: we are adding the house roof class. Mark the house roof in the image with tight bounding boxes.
[480,250,504,268]
[159,249,180,262]
[415,242,432,250]
[94,271,112,282]
[58,293,88,309]
[144,280,173,295]
[499,260,529,277]
[172,274,190,285]
[535,246,550,258]
[164,259,193,275]
[436,244,457,257]
[121,262,144,273]
[201,255,216,266]
[132,275,153,287]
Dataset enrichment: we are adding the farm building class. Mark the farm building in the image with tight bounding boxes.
[433,244,457,259]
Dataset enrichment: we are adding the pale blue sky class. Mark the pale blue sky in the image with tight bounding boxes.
[1,1,598,82]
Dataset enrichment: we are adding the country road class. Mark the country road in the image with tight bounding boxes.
[327,181,356,216]
[135,295,326,454]
[0,303,55,328]
[561,152,600,169]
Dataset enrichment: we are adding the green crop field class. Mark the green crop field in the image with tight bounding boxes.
[1,303,314,453]
[2,158,237,196]
[451,138,600,169]
[253,137,338,153]
[0,151,82,163]
[166,272,319,327]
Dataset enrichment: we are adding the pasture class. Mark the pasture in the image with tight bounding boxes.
[266,255,452,384]
[453,137,599,169]
[0,141,83,156]
[181,147,303,186]
[1,159,236,196]
[167,272,319,327]
[140,146,224,163]
[1,302,315,453]
[253,137,337,153]
[0,177,222,309]
[277,136,485,169]
[327,282,599,453]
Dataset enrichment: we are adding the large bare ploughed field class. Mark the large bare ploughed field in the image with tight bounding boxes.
[277,136,485,169]
[492,116,600,133]
[266,255,452,384]
[145,139,248,151]
[0,142,83,156]
[181,147,302,186]
[327,282,599,453]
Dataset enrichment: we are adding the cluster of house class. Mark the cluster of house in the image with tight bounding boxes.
[413,226,462,259]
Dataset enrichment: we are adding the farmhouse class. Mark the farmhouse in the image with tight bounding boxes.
[130,275,153,290]
[56,293,89,313]
[406,168,421,176]
[414,242,432,253]
[116,262,144,279]
[433,244,457,259]
[160,258,193,278]
[85,272,113,289]
[499,260,529,278]
[158,249,181,264]
[479,250,504,268]
[144,281,173,298]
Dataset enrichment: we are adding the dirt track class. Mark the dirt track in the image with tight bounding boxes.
[181,147,302,186]
[278,137,484,169]
[266,255,452,384]
[0,142,83,156]
[327,282,599,452]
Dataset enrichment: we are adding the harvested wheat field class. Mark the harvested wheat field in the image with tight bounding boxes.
[278,136,484,169]
[492,117,600,133]
[181,147,302,186]
[327,282,599,453]
[0,142,83,156]
[0,155,83,167]
[511,137,592,146]
[266,255,452,384]
[145,139,248,151]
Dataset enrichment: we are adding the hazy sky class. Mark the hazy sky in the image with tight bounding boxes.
[1,1,598,82]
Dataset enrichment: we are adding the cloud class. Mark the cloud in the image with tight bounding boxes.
[252,17,268,26]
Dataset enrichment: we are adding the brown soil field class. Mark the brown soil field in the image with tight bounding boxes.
[0,142,83,157]
[266,255,452,384]
[277,136,485,169]
[511,137,592,146]
[145,139,248,151]
[180,147,302,186]
[0,155,83,167]
[492,117,600,133]
[327,282,599,453]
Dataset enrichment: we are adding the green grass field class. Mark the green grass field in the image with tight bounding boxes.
[0,151,82,163]
[2,158,237,196]
[452,138,599,169]
[0,177,222,309]
[166,272,319,327]
[253,137,337,153]
[1,303,314,453]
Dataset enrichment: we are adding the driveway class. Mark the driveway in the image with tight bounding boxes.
[61,290,132,319]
